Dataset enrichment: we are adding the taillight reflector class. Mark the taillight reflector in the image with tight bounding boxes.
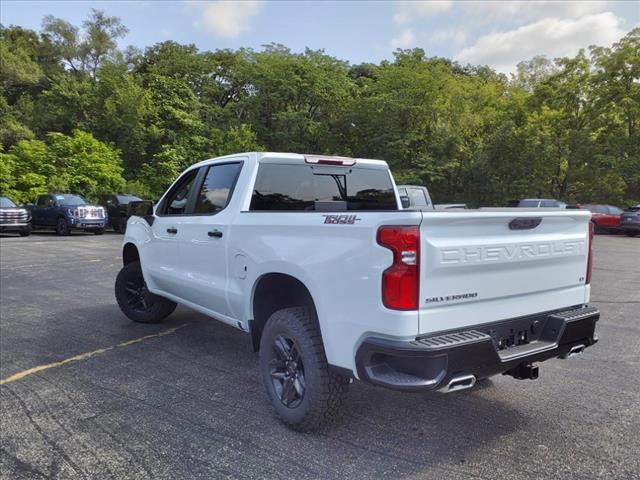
[377,226,420,310]
[586,220,594,284]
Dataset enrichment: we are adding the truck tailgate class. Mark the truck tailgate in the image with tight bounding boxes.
[418,209,592,335]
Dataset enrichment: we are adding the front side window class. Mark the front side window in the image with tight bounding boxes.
[250,164,397,211]
[194,163,242,214]
[36,195,50,206]
[518,200,540,207]
[160,169,198,215]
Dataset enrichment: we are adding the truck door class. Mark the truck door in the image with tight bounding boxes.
[143,169,199,296]
[34,195,53,226]
[176,161,244,317]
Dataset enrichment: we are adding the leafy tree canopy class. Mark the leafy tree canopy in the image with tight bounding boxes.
[1,12,638,206]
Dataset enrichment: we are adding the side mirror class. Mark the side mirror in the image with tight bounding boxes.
[128,200,154,226]
[400,195,410,209]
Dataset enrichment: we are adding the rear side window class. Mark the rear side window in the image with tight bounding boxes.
[194,162,242,214]
[518,200,540,207]
[408,188,428,207]
[589,205,608,214]
[540,200,557,207]
[607,206,623,215]
[250,164,397,211]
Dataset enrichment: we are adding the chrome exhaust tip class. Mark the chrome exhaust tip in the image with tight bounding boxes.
[560,344,586,359]
[440,374,476,393]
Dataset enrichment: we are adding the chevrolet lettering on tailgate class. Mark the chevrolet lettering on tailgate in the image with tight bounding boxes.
[440,240,585,265]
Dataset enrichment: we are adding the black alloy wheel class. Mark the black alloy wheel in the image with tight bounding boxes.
[114,261,177,323]
[269,335,306,408]
[123,271,155,314]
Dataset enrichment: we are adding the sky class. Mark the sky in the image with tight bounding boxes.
[1,0,639,74]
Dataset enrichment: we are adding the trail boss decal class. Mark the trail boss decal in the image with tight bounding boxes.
[425,292,478,304]
[322,215,361,224]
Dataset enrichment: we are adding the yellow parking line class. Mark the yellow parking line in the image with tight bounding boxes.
[0,324,190,385]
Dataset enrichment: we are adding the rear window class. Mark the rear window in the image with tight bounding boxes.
[250,164,397,211]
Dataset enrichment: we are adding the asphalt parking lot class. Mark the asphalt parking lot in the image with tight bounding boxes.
[1,232,639,480]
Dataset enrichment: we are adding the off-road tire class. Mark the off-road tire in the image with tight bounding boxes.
[259,307,349,431]
[115,260,177,323]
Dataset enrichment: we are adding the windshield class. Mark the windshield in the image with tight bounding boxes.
[0,196,17,208]
[117,195,142,204]
[54,194,87,206]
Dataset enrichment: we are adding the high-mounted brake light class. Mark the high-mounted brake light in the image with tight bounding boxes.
[305,155,356,166]
[586,220,594,284]
[377,226,420,310]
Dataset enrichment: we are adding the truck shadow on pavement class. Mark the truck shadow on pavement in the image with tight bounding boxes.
[2,303,529,479]
[110,307,528,477]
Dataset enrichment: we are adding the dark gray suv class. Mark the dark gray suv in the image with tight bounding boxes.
[620,205,640,237]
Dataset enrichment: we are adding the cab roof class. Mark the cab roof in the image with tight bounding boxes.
[191,152,389,169]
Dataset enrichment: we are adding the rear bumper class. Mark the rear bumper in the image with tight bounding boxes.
[355,305,599,391]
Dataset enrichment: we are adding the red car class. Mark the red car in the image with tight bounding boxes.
[570,204,623,233]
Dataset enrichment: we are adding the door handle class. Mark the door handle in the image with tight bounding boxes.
[167,227,178,234]
[208,229,223,238]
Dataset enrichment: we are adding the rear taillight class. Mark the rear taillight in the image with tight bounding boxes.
[377,226,420,310]
[586,220,594,284]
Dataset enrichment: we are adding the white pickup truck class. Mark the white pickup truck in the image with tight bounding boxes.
[115,152,599,431]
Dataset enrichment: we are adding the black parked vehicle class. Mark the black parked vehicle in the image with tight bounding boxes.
[620,205,640,237]
[99,194,143,233]
[27,193,107,235]
[0,196,31,236]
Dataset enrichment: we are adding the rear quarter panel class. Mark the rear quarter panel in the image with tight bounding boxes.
[229,210,423,371]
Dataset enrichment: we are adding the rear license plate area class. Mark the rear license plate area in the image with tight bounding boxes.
[478,317,548,351]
